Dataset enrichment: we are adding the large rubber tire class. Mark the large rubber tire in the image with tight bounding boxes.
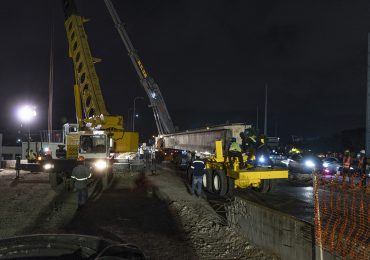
[102,172,108,190]
[253,179,272,193]
[49,172,62,190]
[102,169,114,191]
[227,176,235,196]
[212,169,228,196]
[187,166,193,184]
[202,169,213,192]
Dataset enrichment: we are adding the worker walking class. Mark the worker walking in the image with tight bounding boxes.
[342,149,351,182]
[71,156,91,210]
[357,149,367,188]
[190,154,205,196]
[228,137,244,169]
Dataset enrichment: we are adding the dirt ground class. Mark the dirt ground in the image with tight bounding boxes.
[0,165,276,259]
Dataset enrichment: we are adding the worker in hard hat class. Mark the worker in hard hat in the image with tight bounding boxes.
[228,137,244,169]
[71,156,91,210]
[190,153,205,196]
[357,149,367,188]
[342,149,351,181]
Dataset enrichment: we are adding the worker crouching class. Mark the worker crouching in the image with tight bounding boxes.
[71,156,92,210]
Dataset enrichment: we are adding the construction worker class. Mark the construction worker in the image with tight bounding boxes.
[71,156,91,210]
[228,137,244,169]
[342,149,351,181]
[357,149,367,187]
[190,153,205,196]
[27,149,36,163]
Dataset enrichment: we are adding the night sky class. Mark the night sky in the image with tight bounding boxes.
[0,0,369,143]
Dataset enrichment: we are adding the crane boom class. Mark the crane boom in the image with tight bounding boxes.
[62,0,138,153]
[103,0,175,135]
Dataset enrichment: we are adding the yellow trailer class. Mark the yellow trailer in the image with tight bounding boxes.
[190,141,288,196]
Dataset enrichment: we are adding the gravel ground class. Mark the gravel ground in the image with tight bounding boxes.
[0,170,57,238]
[0,165,276,259]
[149,163,277,259]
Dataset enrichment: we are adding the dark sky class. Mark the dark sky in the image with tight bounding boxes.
[0,0,369,143]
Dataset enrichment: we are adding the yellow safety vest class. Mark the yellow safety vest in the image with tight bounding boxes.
[229,142,241,152]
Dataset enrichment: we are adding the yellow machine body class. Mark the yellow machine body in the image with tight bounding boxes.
[206,140,288,189]
[62,2,138,153]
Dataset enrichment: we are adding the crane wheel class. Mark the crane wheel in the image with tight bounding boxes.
[49,172,62,191]
[212,169,228,196]
[102,170,114,190]
[186,166,193,184]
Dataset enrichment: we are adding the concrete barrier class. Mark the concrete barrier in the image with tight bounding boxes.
[226,197,314,260]
[3,160,28,169]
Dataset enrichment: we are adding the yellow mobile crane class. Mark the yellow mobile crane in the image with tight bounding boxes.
[45,0,138,189]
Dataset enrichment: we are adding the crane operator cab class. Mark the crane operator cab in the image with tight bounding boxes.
[78,132,112,172]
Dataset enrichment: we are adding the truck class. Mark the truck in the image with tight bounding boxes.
[156,124,288,196]
[44,0,139,190]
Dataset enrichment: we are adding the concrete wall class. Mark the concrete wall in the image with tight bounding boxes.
[226,197,314,260]
[2,146,22,160]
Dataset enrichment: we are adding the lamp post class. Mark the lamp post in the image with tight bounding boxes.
[127,107,133,131]
[17,105,37,153]
[132,96,144,131]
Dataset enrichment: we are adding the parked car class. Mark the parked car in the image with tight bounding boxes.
[287,153,322,174]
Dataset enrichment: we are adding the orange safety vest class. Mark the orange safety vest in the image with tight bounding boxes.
[343,156,351,169]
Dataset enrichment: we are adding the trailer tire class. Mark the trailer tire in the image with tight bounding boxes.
[202,169,213,192]
[227,177,235,196]
[253,179,271,193]
[49,172,62,190]
[212,169,228,196]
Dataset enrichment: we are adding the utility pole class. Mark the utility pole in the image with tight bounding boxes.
[264,84,268,136]
[256,106,259,131]
[48,12,54,143]
[366,33,370,157]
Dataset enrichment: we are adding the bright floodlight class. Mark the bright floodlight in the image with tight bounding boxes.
[17,105,36,123]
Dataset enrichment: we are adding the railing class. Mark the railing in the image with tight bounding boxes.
[39,130,64,143]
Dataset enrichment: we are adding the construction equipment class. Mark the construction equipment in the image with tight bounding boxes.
[62,0,138,154]
[103,0,175,135]
[157,124,288,196]
[44,0,139,189]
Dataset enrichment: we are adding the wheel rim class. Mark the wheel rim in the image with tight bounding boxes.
[202,173,207,188]
[213,174,220,191]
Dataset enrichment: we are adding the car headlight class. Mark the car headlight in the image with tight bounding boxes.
[94,160,107,170]
[305,160,315,168]
[43,163,54,170]
[322,162,329,168]
[258,155,265,163]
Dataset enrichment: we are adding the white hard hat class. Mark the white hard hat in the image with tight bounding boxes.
[360,149,365,154]
[195,152,201,157]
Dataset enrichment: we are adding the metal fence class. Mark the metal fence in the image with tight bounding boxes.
[314,172,369,259]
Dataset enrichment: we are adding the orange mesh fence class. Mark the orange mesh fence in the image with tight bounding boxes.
[314,171,369,259]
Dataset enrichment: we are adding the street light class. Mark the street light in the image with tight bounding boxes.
[132,96,144,131]
[127,107,133,131]
[17,105,36,153]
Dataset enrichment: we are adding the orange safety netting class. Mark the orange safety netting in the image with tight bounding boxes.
[314,172,370,259]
